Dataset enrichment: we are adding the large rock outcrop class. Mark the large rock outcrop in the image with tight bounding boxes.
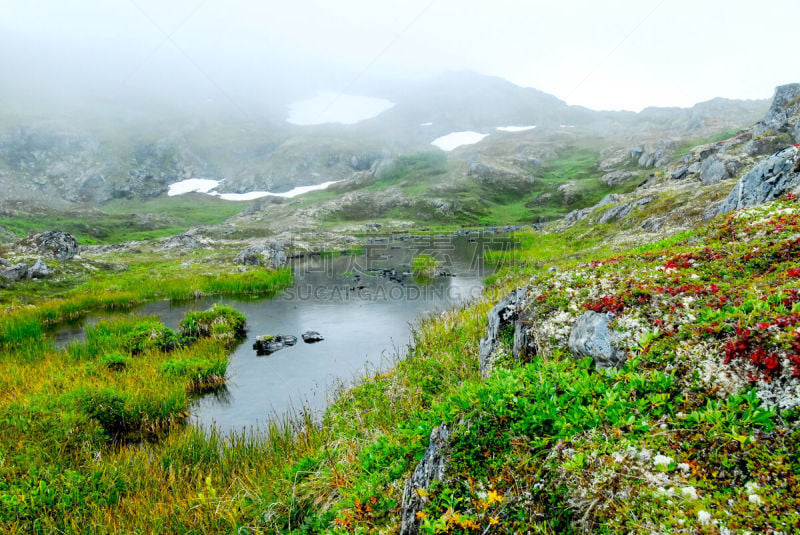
[400,425,451,535]
[753,84,800,142]
[717,147,800,215]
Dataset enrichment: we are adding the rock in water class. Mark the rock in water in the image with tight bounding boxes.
[27,258,51,279]
[253,334,297,355]
[717,147,800,215]
[568,311,627,369]
[19,231,78,260]
[400,424,451,535]
[301,331,324,343]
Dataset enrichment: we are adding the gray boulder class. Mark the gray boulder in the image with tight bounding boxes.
[699,156,729,184]
[20,231,78,260]
[557,181,583,205]
[568,311,627,369]
[0,263,29,281]
[400,425,451,535]
[233,242,287,268]
[670,166,688,180]
[717,147,800,215]
[157,233,205,251]
[27,258,51,279]
[601,170,635,187]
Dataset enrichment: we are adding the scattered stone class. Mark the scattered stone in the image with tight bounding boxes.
[26,258,51,279]
[568,311,627,369]
[400,424,451,535]
[301,331,324,343]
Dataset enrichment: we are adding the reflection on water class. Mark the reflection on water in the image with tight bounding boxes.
[51,234,516,435]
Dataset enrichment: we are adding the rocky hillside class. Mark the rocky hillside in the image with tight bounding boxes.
[0,72,767,207]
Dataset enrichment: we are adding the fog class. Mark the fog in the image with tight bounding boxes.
[2,0,799,119]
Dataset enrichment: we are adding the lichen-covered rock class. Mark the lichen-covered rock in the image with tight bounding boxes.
[717,147,800,215]
[233,242,287,268]
[19,231,78,260]
[699,155,729,184]
[568,311,627,369]
[400,424,451,535]
[0,263,29,281]
[26,258,51,279]
[478,287,528,372]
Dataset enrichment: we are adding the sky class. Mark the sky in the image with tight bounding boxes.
[2,0,799,112]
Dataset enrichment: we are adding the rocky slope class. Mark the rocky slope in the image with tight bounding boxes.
[0,72,768,208]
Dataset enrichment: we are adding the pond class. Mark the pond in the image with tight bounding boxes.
[53,233,516,434]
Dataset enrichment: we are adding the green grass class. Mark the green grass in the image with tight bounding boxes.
[0,195,247,245]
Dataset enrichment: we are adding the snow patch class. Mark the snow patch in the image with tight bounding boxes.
[211,180,342,201]
[420,122,433,126]
[431,131,489,151]
[496,125,536,132]
[167,178,221,197]
[287,92,395,125]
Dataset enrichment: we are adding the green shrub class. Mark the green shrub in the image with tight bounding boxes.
[100,352,131,371]
[179,304,246,343]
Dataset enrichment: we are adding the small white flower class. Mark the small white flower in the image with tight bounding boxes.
[653,454,673,468]
[744,481,759,493]
[697,510,712,525]
[681,486,698,500]
[748,494,763,505]
[677,463,691,474]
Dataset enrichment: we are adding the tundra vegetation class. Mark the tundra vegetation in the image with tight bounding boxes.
[2,191,800,533]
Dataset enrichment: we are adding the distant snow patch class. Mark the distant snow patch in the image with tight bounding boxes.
[496,125,536,132]
[167,178,221,196]
[287,92,395,125]
[420,122,433,126]
[167,178,341,202]
[431,131,489,151]
[559,124,576,128]
[211,180,342,201]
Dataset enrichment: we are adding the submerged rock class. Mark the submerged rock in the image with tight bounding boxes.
[301,331,324,343]
[568,311,627,369]
[400,424,451,535]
